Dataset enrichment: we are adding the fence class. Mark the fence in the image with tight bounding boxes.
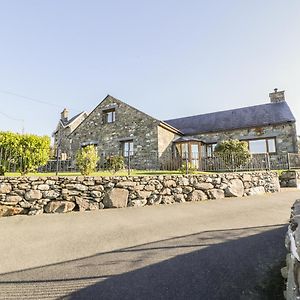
[1,147,300,174]
[200,153,297,172]
[39,152,300,174]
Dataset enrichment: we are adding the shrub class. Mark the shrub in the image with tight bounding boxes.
[105,155,125,173]
[179,161,197,174]
[76,145,99,175]
[214,139,251,170]
[18,134,51,175]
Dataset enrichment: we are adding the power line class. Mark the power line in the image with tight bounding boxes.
[0,111,24,134]
[0,90,62,108]
[0,110,23,122]
[0,89,86,115]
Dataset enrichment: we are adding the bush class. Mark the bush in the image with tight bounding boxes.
[18,134,51,175]
[0,132,50,175]
[105,155,125,173]
[179,161,197,174]
[214,139,251,170]
[76,145,99,175]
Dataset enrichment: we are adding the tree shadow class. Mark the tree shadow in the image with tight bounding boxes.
[0,225,287,300]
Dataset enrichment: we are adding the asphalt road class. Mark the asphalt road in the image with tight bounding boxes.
[0,189,299,300]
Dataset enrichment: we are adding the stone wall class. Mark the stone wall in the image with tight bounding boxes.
[68,95,161,169]
[0,171,280,217]
[280,171,300,188]
[53,112,87,157]
[282,200,300,299]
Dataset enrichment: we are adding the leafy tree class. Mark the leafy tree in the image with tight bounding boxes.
[214,139,251,171]
[76,145,99,175]
[105,155,125,173]
[0,132,50,175]
[18,134,50,175]
[0,132,20,175]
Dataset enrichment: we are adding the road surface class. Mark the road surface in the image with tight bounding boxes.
[0,189,299,299]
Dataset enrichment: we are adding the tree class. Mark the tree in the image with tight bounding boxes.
[0,132,50,175]
[214,139,251,171]
[18,134,50,175]
[76,145,99,175]
[0,132,20,175]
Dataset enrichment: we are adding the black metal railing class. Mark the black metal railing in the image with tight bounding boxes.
[1,148,300,174]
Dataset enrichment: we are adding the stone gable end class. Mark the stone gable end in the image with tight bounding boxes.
[69,95,161,169]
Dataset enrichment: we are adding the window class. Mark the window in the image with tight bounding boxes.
[267,139,276,153]
[248,138,276,154]
[249,140,266,154]
[206,143,217,157]
[103,109,115,124]
[122,140,134,157]
[182,143,189,159]
[191,144,199,168]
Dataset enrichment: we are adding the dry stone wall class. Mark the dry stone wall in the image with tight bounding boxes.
[282,200,300,299]
[280,171,300,189]
[0,171,280,217]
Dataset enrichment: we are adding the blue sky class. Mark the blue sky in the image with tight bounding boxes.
[0,0,299,137]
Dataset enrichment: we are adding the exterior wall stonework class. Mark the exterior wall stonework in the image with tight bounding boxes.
[53,95,297,171]
[69,96,161,169]
[280,171,300,188]
[0,171,280,217]
[54,113,87,156]
[282,200,300,298]
[191,123,298,154]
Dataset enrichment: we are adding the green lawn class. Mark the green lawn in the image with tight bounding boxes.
[4,170,210,177]
[4,169,293,177]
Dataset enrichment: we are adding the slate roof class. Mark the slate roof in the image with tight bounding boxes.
[164,102,296,135]
[173,136,204,143]
[61,112,85,126]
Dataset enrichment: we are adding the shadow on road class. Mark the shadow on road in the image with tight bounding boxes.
[0,225,287,300]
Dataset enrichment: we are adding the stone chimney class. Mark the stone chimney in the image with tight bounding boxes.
[61,108,69,122]
[269,88,285,103]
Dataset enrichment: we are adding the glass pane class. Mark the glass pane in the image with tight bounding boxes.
[191,159,199,169]
[267,139,276,153]
[123,141,133,157]
[201,145,206,158]
[182,143,189,159]
[107,112,114,123]
[249,140,267,154]
[123,142,129,156]
[191,144,199,159]
[206,145,212,157]
[129,141,134,156]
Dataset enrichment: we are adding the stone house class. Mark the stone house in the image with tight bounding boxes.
[53,89,298,169]
[53,109,88,160]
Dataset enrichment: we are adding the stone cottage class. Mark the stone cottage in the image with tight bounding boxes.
[53,89,298,169]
